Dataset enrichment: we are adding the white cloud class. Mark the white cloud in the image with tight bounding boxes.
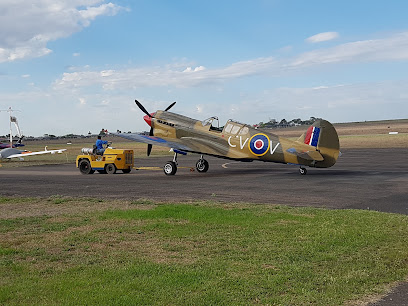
[73,52,80,57]
[290,32,408,68]
[53,31,408,91]
[0,1,125,63]
[195,105,203,114]
[51,31,408,91]
[54,57,278,90]
[306,32,339,43]
[79,97,86,105]
[183,66,206,73]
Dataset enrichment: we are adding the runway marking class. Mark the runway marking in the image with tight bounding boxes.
[135,166,192,171]
[135,167,162,170]
[222,162,241,169]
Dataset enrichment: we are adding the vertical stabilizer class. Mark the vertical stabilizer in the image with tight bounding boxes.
[297,120,340,168]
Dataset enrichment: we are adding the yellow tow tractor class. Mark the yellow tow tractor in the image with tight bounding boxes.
[76,142,134,174]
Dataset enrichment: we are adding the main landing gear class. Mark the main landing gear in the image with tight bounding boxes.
[163,153,209,176]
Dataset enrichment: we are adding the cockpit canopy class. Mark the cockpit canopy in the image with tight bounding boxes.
[223,120,249,136]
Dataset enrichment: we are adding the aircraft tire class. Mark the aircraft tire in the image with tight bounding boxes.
[196,159,209,173]
[79,159,94,175]
[299,167,307,175]
[105,163,117,174]
[163,161,177,175]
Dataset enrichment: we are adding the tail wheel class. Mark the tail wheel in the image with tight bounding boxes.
[105,163,117,174]
[299,167,307,175]
[196,159,209,173]
[163,161,177,175]
[79,159,94,175]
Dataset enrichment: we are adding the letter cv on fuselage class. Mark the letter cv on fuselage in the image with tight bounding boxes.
[117,100,340,175]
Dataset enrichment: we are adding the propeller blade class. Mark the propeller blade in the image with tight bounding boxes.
[147,127,154,156]
[164,101,176,111]
[135,100,152,118]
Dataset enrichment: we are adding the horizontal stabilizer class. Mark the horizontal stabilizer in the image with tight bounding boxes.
[297,150,324,161]
[286,148,324,161]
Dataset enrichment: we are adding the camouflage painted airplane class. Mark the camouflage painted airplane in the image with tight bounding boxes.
[117,100,340,175]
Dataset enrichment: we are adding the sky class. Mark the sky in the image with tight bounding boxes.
[1,0,408,137]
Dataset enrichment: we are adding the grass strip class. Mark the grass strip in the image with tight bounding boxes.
[1,200,407,305]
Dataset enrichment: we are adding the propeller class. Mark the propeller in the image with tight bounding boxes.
[165,101,176,111]
[135,100,152,118]
[147,127,153,156]
[134,100,176,156]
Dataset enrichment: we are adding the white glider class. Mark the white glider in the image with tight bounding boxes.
[0,147,67,160]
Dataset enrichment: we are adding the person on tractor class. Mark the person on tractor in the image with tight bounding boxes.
[95,135,108,155]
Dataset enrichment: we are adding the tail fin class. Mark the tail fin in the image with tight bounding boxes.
[297,120,340,168]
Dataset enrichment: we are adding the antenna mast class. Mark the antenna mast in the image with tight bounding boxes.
[1,107,21,146]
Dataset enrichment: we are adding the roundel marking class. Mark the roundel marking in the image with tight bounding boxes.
[248,133,270,156]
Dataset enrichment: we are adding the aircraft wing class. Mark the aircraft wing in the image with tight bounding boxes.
[116,133,247,158]
[115,133,192,151]
[6,149,67,159]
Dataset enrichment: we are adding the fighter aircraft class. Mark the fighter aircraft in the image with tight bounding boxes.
[0,108,66,160]
[117,100,340,175]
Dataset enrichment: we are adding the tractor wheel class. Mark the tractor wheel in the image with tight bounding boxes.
[163,161,177,175]
[196,159,209,173]
[122,168,131,174]
[79,159,94,175]
[105,163,117,174]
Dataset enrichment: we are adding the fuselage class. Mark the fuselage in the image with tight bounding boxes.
[149,111,339,168]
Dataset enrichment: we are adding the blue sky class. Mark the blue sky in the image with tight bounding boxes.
[1,0,408,136]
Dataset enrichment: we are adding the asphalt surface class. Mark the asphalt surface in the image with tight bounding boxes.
[0,148,407,214]
[0,147,407,304]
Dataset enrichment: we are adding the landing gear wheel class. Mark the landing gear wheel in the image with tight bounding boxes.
[163,161,177,175]
[79,159,94,175]
[122,168,131,174]
[299,167,307,175]
[105,163,116,174]
[196,159,209,173]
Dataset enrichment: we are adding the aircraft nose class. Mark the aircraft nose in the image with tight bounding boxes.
[143,114,152,127]
[143,113,155,127]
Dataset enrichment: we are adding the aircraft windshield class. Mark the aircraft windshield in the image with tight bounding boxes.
[202,116,223,132]
[201,116,219,127]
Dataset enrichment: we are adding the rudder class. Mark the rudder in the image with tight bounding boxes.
[298,120,340,168]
